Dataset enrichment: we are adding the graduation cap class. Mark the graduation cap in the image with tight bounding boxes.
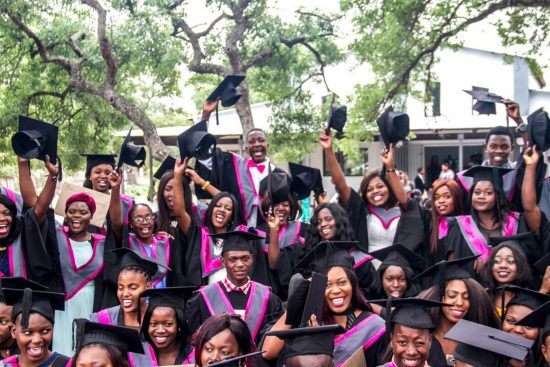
[111,247,167,279]
[118,128,146,169]
[293,240,357,274]
[461,165,513,192]
[527,107,550,151]
[258,171,291,206]
[0,277,49,293]
[267,324,345,360]
[534,252,550,274]
[2,287,64,328]
[499,285,550,312]
[12,115,59,165]
[205,351,264,367]
[81,154,117,177]
[445,319,534,364]
[177,120,216,160]
[463,90,504,115]
[207,75,246,126]
[516,300,550,340]
[285,272,328,327]
[412,256,478,297]
[369,244,425,274]
[209,230,265,255]
[139,286,197,310]
[369,298,448,332]
[327,105,347,139]
[73,319,144,355]
[288,162,324,200]
[376,106,409,148]
[153,156,176,180]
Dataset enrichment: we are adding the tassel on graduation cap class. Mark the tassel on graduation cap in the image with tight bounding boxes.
[72,318,87,352]
[20,288,33,329]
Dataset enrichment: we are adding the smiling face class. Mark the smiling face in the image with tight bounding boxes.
[222,250,253,285]
[492,247,517,285]
[90,164,113,193]
[200,328,240,366]
[325,267,353,314]
[273,201,291,225]
[117,270,150,317]
[130,205,155,240]
[12,313,53,365]
[365,177,390,207]
[471,181,496,213]
[246,130,268,164]
[76,345,113,367]
[502,304,540,341]
[391,324,432,367]
[162,178,175,212]
[433,185,455,217]
[148,306,179,351]
[382,266,408,299]
[211,197,233,231]
[441,280,469,324]
[66,201,92,235]
[0,204,13,241]
[0,303,13,345]
[316,208,337,240]
[485,135,513,166]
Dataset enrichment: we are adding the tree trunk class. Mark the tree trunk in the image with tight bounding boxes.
[234,80,255,136]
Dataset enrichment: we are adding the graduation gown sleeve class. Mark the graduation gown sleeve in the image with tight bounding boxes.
[182,224,205,287]
[184,291,212,339]
[342,189,369,249]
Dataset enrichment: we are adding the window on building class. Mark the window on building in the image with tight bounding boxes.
[432,82,441,116]
[323,148,369,177]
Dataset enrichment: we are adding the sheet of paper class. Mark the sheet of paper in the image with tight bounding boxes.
[54,182,111,228]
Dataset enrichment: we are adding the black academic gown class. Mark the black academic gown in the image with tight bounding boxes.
[183,224,272,287]
[184,281,283,346]
[344,189,431,256]
[427,337,451,367]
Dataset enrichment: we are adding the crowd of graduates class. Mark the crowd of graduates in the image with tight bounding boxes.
[1,76,550,367]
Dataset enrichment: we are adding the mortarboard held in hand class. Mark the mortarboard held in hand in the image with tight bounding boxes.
[73,318,144,355]
[445,319,534,366]
[327,102,347,140]
[12,115,59,165]
[177,120,217,160]
[117,127,146,169]
[376,106,409,148]
[153,155,177,180]
[463,90,504,115]
[284,272,328,327]
[288,162,324,201]
[207,75,246,125]
[527,107,550,152]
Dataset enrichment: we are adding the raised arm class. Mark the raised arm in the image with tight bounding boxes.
[266,209,281,270]
[522,146,541,232]
[503,99,528,146]
[17,157,37,208]
[107,168,123,241]
[201,98,219,122]
[34,156,58,224]
[173,158,193,236]
[185,168,220,198]
[380,144,409,208]
[319,130,351,206]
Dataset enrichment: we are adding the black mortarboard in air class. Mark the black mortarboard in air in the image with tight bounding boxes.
[376,106,409,147]
[205,351,264,367]
[267,324,346,359]
[527,107,550,151]
[461,165,513,192]
[207,75,246,126]
[118,128,146,169]
[288,162,324,200]
[259,171,291,206]
[500,285,550,311]
[463,90,504,115]
[210,229,265,255]
[12,115,59,165]
[369,244,425,273]
[516,300,550,340]
[293,240,357,274]
[153,156,176,180]
[139,286,197,310]
[177,120,216,160]
[446,319,533,364]
[3,287,65,328]
[369,297,448,331]
[412,256,478,297]
[73,319,144,355]
[111,248,166,279]
[81,154,117,177]
[327,105,347,139]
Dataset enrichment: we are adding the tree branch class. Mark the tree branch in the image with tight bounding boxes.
[68,30,86,57]
[81,0,118,87]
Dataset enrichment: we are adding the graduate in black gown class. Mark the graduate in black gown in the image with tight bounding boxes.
[515,298,550,367]
[184,231,283,348]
